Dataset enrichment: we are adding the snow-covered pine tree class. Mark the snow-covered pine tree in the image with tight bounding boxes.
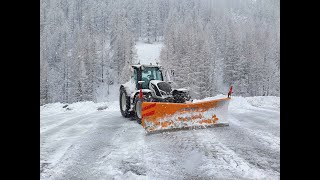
[40,0,280,105]
[110,8,136,84]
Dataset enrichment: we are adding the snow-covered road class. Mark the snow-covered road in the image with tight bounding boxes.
[40,96,279,180]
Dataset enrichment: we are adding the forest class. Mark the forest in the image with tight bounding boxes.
[40,0,280,105]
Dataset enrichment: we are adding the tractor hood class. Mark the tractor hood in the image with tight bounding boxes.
[149,80,172,98]
[150,80,172,92]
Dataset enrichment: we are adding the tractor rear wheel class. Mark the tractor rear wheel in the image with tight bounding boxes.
[120,88,132,118]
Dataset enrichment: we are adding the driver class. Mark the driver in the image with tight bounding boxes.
[148,74,154,80]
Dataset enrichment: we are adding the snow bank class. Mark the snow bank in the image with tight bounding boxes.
[229,96,255,110]
[229,96,280,113]
[40,101,119,115]
[192,94,227,103]
[40,95,279,116]
[245,96,280,109]
[66,101,100,112]
[40,102,65,114]
[193,95,280,111]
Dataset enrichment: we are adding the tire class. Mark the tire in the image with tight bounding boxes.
[134,97,142,124]
[133,92,152,124]
[120,88,132,118]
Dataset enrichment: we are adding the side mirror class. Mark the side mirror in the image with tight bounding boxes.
[137,81,145,89]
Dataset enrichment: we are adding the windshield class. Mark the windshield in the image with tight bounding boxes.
[141,67,163,89]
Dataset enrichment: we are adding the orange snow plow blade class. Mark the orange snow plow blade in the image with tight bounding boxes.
[141,98,231,134]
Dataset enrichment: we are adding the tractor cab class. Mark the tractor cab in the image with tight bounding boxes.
[131,65,164,89]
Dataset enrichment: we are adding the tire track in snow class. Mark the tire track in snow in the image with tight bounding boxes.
[205,113,280,178]
[192,129,273,179]
[145,130,265,179]
[40,111,97,135]
[40,111,83,133]
[229,113,280,152]
[96,117,147,179]
[144,118,279,180]
[40,111,116,179]
[41,111,147,180]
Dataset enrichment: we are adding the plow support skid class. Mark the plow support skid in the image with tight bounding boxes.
[141,98,230,133]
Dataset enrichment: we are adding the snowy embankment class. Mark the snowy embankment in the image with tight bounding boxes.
[41,95,279,116]
[40,101,118,115]
[194,94,279,109]
[40,95,279,180]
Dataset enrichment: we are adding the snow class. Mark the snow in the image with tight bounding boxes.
[41,95,279,179]
[123,79,136,95]
[95,84,120,103]
[194,95,279,112]
[41,101,118,115]
[181,150,204,173]
[41,39,278,180]
[40,102,65,115]
[245,96,280,109]
[192,94,228,103]
[135,41,163,65]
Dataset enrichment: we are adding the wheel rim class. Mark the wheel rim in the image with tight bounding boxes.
[121,93,127,111]
[136,101,142,119]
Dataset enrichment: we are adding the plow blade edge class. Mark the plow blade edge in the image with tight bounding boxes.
[141,98,230,133]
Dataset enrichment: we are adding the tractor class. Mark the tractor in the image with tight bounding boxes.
[119,64,190,123]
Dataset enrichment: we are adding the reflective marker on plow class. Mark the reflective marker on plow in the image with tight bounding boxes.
[142,110,155,118]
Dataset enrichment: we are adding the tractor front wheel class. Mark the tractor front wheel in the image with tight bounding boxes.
[120,88,132,118]
[134,99,142,124]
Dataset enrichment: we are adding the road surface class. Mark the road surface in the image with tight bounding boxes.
[40,97,280,180]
